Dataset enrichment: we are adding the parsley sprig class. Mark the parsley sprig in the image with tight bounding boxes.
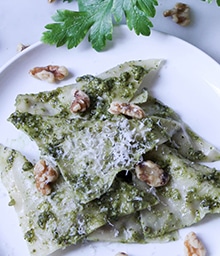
[202,0,220,5]
[43,0,220,51]
[42,0,158,51]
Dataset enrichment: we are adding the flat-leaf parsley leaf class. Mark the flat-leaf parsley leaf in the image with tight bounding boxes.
[202,0,220,5]
[42,0,158,51]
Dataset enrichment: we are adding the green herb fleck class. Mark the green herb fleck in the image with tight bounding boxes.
[24,229,36,243]
[22,161,34,171]
[8,198,16,206]
[38,211,56,230]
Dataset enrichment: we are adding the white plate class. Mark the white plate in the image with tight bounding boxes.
[0,25,220,256]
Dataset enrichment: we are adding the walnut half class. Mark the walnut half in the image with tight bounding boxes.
[34,160,59,195]
[70,89,90,113]
[184,231,207,256]
[29,65,69,83]
[135,160,169,187]
[108,102,145,119]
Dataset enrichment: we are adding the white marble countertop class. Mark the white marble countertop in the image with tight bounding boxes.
[1,0,220,68]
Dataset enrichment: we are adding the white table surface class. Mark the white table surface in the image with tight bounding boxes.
[1,0,220,68]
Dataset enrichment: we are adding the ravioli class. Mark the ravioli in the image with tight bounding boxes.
[140,144,220,240]
[9,111,181,204]
[9,59,180,204]
[88,144,220,243]
[14,60,160,115]
[141,96,220,162]
[0,144,157,256]
[1,59,220,256]
[9,60,220,205]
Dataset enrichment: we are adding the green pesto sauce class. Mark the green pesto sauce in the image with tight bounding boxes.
[144,96,176,118]
[188,148,206,161]
[157,213,178,235]
[128,230,144,242]
[54,231,78,246]
[35,88,63,106]
[199,170,220,186]
[46,143,64,159]
[6,150,17,171]
[22,161,34,172]
[143,212,179,238]
[9,112,53,140]
[37,211,56,230]
[8,198,16,206]
[185,187,198,204]
[76,66,147,119]
[200,196,220,210]
[77,65,147,100]
[160,187,181,201]
[24,228,36,243]
[10,66,149,145]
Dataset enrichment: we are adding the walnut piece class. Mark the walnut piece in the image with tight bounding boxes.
[184,232,207,256]
[108,102,145,119]
[48,0,56,3]
[29,65,69,83]
[34,160,59,195]
[70,89,90,113]
[163,3,190,26]
[135,160,169,187]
